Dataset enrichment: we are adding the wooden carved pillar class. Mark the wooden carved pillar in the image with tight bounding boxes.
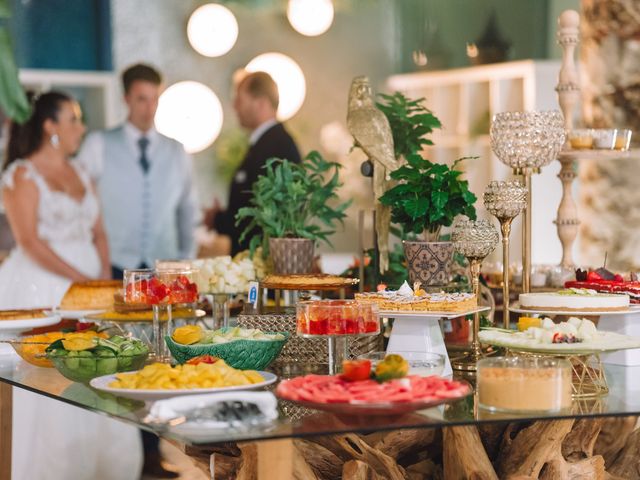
[555,10,581,268]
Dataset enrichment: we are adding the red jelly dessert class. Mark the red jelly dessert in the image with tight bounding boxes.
[296,300,379,336]
[168,274,198,304]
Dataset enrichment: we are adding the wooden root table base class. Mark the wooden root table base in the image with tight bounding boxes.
[182,416,640,479]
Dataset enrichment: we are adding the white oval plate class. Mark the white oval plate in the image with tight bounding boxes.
[510,303,633,316]
[0,314,61,331]
[52,309,107,319]
[90,371,278,402]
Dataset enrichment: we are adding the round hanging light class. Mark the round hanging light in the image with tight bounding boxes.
[155,81,223,153]
[187,4,238,57]
[287,0,334,37]
[245,53,306,120]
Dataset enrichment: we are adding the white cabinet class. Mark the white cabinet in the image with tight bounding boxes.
[18,69,120,129]
[386,60,564,265]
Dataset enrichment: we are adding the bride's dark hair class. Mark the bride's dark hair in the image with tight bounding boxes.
[3,91,72,171]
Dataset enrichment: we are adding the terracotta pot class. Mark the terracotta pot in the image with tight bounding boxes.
[269,238,315,274]
[403,241,454,286]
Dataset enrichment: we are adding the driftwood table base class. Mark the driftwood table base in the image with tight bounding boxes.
[185,416,640,479]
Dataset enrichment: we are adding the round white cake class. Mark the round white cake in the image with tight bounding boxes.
[519,289,629,312]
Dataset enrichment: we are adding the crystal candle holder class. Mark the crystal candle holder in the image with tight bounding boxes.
[490,110,566,294]
[483,181,527,329]
[452,219,498,372]
[490,111,566,172]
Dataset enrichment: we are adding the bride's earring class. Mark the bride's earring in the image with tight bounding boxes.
[50,134,60,148]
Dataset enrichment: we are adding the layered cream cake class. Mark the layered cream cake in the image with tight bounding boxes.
[355,281,476,312]
[519,288,629,312]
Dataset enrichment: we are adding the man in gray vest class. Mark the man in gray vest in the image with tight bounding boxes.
[75,63,198,478]
[76,63,199,280]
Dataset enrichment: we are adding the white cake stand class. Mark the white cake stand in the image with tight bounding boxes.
[509,304,640,366]
[383,306,491,377]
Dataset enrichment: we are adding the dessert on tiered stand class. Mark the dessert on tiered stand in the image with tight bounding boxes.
[518,288,630,312]
[480,316,640,398]
[565,268,640,304]
[355,281,476,313]
[296,299,379,374]
[480,317,640,352]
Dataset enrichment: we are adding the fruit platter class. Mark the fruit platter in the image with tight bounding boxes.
[479,317,640,354]
[276,354,471,417]
[90,358,277,401]
[166,325,289,370]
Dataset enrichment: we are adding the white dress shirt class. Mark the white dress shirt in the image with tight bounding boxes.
[75,122,199,269]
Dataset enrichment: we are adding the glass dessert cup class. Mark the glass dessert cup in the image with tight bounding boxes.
[358,351,445,377]
[593,129,617,150]
[477,356,572,413]
[296,300,380,374]
[568,129,594,150]
[124,267,199,362]
[615,129,632,151]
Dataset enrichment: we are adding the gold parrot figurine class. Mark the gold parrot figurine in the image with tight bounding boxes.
[347,76,400,274]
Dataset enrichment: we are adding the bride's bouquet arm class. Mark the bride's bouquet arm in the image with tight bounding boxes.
[92,212,111,280]
[3,167,91,282]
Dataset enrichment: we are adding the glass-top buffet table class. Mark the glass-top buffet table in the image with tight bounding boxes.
[2,351,640,478]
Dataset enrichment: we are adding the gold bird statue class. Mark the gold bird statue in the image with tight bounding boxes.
[347,76,399,274]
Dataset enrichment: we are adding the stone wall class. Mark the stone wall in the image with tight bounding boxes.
[579,0,640,270]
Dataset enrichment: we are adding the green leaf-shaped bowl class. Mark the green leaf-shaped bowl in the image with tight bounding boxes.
[165,330,290,370]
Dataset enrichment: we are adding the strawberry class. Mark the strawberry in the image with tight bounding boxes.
[341,360,372,382]
[587,271,603,282]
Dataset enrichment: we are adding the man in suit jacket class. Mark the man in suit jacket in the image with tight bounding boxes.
[212,71,301,254]
[77,64,199,279]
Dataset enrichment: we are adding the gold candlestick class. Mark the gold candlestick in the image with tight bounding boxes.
[490,111,565,294]
[451,219,499,372]
[483,181,527,329]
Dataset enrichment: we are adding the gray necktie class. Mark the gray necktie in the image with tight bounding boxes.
[138,136,150,173]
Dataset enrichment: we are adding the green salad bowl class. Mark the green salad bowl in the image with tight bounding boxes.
[165,330,290,370]
[47,350,149,384]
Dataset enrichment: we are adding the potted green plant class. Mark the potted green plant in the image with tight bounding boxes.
[377,93,477,286]
[235,151,351,274]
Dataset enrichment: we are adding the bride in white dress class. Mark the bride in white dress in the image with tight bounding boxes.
[0,92,142,479]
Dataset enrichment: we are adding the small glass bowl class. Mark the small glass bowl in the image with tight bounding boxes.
[47,350,149,383]
[615,129,632,151]
[10,333,65,367]
[568,129,594,149]
[357,351,445,377]
[593,129,617,149]
[477,356,572,413]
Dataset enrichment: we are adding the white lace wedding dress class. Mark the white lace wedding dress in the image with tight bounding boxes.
[0,160,143,480]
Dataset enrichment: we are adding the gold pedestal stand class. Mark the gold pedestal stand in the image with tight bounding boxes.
[490,111,566,295]
[484,181,527,329]
[450,220,499,372]
[506,350,608,398]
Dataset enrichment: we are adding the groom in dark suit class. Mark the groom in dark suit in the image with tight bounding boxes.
[211,71,301,254]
